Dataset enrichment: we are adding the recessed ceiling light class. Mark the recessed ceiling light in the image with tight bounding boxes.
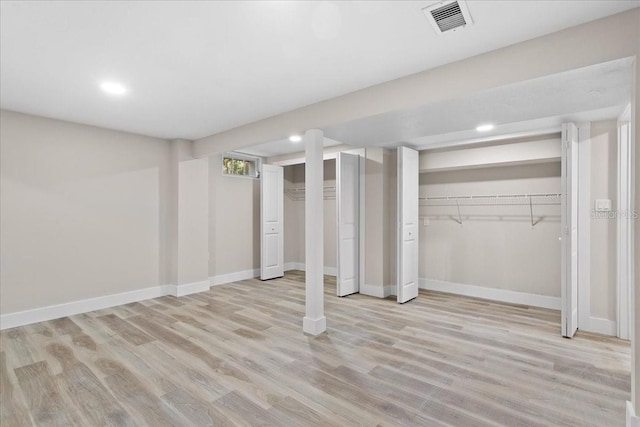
[100,81,127,95]
[476,124,494,132]
[289,135,302,143]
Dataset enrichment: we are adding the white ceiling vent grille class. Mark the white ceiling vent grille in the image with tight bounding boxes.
[423,1,473,34]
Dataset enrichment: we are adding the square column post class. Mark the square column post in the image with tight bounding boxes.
[167,139,209,297]
[303,129,326,335]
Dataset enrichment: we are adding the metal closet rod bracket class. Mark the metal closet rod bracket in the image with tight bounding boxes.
[418,193,562,227]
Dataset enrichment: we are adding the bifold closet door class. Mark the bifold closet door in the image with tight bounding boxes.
[336,152,360,297]
[397,146,419,303]
[561,123,578,337]
[260,164,284,280]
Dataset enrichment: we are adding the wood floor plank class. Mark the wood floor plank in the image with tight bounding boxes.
[96,313,155,346]
[135,340,232,401]
[13,361,77,426]
[268,395,343,427]
[2,328,36,370]
[0,271,630,426]
[0,352,33,426]
[214,391,284,426]
[161,387,236,426]
[122,302,177,326]
[95,357,187,426]
[48,318,81,336]
[45,342,134,426]
[284,360,453,427]
[129,315,251,383]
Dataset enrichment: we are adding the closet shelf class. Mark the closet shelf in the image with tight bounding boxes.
[419,193,562,207]
[285,186,336,201]
[419,193,562,226]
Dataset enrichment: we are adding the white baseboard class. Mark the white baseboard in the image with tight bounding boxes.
[581,316,617,336]
[359,283,395,298]
[360,283,385,298]
[419,278,561,310]
[0,279,212,330]
[284,262,337,277]
[285,262,304,272]
[324,266,337,276]
[384,285,396,298]
[628,401,640,427]
[303,316,327,335]
[209,264,337,287]
[209,268,259,286]
[166,280,211,297]
[2,285,158,330]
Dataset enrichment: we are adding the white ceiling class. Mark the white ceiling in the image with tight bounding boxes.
[322,57,633,150]
[1,1,638,141]
[233,57,632,156]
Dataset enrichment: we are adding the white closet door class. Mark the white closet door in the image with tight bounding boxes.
[337,152,359,297]
[561,123,578,337]
[397,146,419,303]
[260,164,284,280]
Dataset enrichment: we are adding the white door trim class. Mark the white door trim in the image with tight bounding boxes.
[577,123,591,331]
[617,105,633,340]
[359,154,366,292]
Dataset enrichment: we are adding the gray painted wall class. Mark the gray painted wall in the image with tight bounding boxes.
[0,110,171,314]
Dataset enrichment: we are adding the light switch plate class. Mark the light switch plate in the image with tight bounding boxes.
[595,199,612,212]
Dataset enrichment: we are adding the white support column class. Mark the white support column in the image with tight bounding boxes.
[303,129,326,335]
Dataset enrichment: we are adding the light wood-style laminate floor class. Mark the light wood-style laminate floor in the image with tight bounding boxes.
[1,271,630,426]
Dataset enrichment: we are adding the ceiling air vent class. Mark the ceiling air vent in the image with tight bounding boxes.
[423,1,473,34]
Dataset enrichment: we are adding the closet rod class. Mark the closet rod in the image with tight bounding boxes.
[419,193,561,206]
[285,185,336,191]
[285,185,336,201]
[419,193,561,226]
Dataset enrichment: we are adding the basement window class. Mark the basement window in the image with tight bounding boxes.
[222,153,261,178]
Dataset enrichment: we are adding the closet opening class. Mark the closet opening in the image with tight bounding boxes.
[278,151,365,297]
[282,159,339,284]
[418,133,565,330]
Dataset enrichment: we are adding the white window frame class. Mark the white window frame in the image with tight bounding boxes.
[221,152,262,179]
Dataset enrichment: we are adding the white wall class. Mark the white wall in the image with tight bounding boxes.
[419,135,561,172]
[208,155,260,277]
[206,156,336,280]
[0,110,171,314]
[419,162,562,297]
[589,120,618,322]
[177,158,209,285]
